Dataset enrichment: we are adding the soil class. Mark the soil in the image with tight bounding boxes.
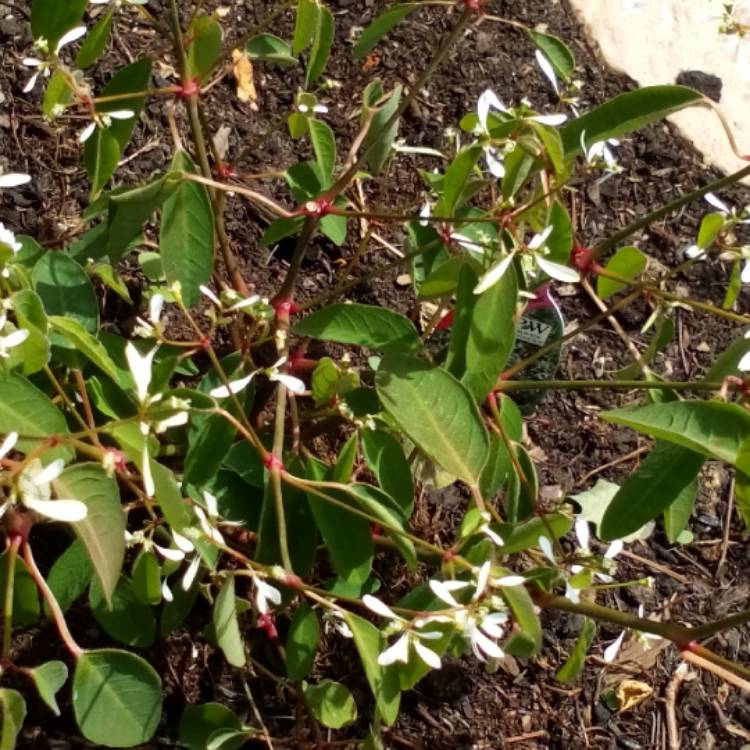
[2,0,750,748]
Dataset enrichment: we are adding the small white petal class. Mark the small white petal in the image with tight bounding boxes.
[0,432,18,461]
[200,285,222,306]
[209,373,254,398]
[25,497,87,522]
[161,578,174,603]
[149,294,164,325]
[527,225,554,251]
[125,343,156,404]
[1,329,29,349]
[33,458,64,486]
[79,122,96,143]
[429,579,461,607]
[255,579,281,614]
[474,561,491,599]
[538,535,555,563]
[154,544,185,562]
[742,260,750,284]
[141,443,155,497]
[494,575,525,587]
[536,257,580,283]
[705,192,730,215]
[451,233,484,255]
[23,73,40,93]
[181,555,201,591]
[155,412,189,432]
[313,104,328,114]
[363,594,400,620]
[0,173,31,188]
[297,103,310,113]
[484,148,505,178]
[172,530,195,554]
[227,295,261,311]
[22,58,43,68]
[55,26,87,54]
[107,110,135,120]
[477,89,507,131]
[683,245,706,260]
[471,627,504,660]
[575,518,590,552]
[204,491,218,518]
[413,640,442,670]
[604,539,623,559]
[737,350,750,372]
[535,50,559,94]
[483,525,504,546]
[378,634,409,665]
[603,631,626,663]
[529,113,567,126]
[565,583,581,603]
[272,372,306,394]
[473,253,515,295]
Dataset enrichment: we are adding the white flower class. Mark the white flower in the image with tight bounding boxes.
[738,331,750,371]
[0,327,29,358]
[530,226,580,283]
[536,50,559,95]
[125,343,157,406]
[133,294,164,338]
[580,129,620,172]
[79,110,135,143]
[603,630,626,663]
[0,432,18,461]
[474,251,517,295]
[529,112,567,126]
[538,535,556,563]
[254,578,282,615]
[476,89,508,134]
[0,224,22,256]
[54,26,87,55]
[210,357,305,398]
[378,631,442,669]
[0,173,30,188]
[297,103,328,115]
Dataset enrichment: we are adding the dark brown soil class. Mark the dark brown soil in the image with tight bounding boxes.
[2,0,750,748]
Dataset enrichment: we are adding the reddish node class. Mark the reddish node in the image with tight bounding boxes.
[4,510,31,545]
[272,298,300,319]
[442,548,457,563]
[281,572,304,591]
[435,309,454,331]
[461,0,485,11]
[197,336,212,350]
[104,448,127,474]
[263,453,285,473]
[301,197,333,218]
[570,243,597,276]
[370,523,382,539]
[175,78,200,100]
[680,640,700,654]
[216,162,236,180]
[437,225,453,246]
[258,612,278,641]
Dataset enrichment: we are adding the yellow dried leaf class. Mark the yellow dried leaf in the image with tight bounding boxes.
[231,49,256,103]
[615,679,652,712]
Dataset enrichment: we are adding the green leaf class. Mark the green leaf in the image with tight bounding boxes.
[160,151,214,307]
[89,574,156,647]
[53,463,125,606]
[185,414,237,486]
[361,429,414,517]
[11,290,49,375]
[545,202,573,262]
[0,689,25,750]
[206,730,248,750]
[31,0,87,46]
[505,443,537,523]
[73,649,162,748]
[305,6,334,87]
[735,471,750,528]
[599,442,704,540]
[213,576,246,668]
[246,33,297,66]
[342,612,401,725]
[46,538,93,615]
[76,7,113,68]
[664,477,698,544]
[602,400,750,468]
[485,513,572,556]
[260,215,305,246]
[309,119,336,179]
[705,334,750,382]
[435,145,482,216]
[179,704,242,750]
[32,253,98,332]
[502,582,541,657]
[362,84,402,175]
[597,246,647,300]
[479,434,510,499]
[42,69,74,120]
[303,680,357,729]
[305,479,373,586]
[293,0,319,55]
[294,303,421,352]
[462,264,518,401]
[0,374,71,463]
[187,16,222,81]
[562,86,703,157]
[527,31,574,82]
[29,661,68,716]
[131,550,161,606]
[320,212,347,246]
[556,618,595,683]
[354,4,418,58]
[697,212,725,250]
[48,317,121,382]
[90,262,132,303]
[376,355,489,486]
[84,59,152,197]
[107,174,179,259]
[286,603,320,681]
[85,128,121,197]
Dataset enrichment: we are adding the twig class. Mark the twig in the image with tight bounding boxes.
[716,477,735,580]
[665,662,696,750]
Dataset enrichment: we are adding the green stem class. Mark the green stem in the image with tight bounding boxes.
[500,379,723,392]
[590,163,750,261]
[276,215,319,302]
[2,536,20,660]
[271,385,293,572]
[690,608,750,640]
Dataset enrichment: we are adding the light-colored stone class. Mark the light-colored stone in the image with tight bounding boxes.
[568,0,750,181]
